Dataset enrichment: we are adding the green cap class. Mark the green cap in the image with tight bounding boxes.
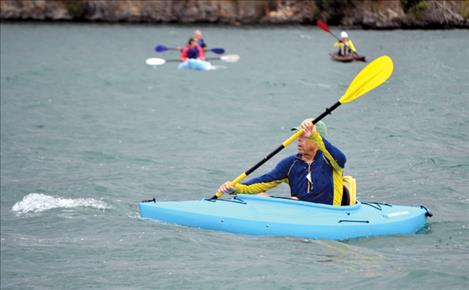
[291,120,327,137]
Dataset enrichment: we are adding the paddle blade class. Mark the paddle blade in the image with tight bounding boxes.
[339,55,394,104]
[155,45,168,53]
[145,58,166,66]
[220,54,240,63]
[210,48,225,54]
[317,19,331,33]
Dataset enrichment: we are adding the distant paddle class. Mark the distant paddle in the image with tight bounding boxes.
[206,54,240,63]
[155,45,225,55]
[317,19,366,62]
[145,54,240,66]
[317,19,335,36]
[211,55,394,199]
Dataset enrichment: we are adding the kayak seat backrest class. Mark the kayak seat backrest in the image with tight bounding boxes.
[342,176,357,205]
[341,187,350,206]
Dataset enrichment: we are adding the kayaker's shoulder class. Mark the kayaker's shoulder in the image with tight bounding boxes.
[276,154,302,168]
[281,154,301,162]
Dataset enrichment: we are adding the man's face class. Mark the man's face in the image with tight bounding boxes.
[297,135,317,155]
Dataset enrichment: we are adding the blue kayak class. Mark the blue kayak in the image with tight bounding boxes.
[178,59,214,71]
[139,194,431,240]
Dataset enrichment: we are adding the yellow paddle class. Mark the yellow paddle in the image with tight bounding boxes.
[211,55,394,199]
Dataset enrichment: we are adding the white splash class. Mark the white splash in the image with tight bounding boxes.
[12,193,111,214]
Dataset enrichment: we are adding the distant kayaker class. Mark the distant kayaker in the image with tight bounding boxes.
[334,31,358,56]
[193,29,207,50]
[180,38,205,61]
[218,119,348,206]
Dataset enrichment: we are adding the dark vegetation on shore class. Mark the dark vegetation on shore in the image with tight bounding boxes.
[1,0,468,29]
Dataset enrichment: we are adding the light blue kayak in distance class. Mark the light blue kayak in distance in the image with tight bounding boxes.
[178,59,214,71]
[139,194,432,240]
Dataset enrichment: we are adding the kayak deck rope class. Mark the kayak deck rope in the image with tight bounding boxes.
[362,202,393,211]
[204,197,247,205]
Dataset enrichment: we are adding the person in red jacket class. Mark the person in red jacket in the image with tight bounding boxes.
[180,38,205,62]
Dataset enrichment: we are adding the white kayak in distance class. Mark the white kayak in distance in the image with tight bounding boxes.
[178,59,215,71]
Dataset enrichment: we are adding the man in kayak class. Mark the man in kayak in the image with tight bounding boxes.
[180,38,205,62]
[334,31,358,56]
[218,119,348,206]
[193,29,207,50]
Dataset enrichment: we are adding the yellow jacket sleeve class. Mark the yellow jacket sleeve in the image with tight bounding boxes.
[307,132,343,172]
[234,179,288,194]
[346,40,357,52]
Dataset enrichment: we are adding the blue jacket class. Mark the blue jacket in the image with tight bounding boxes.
[235,134,346,205]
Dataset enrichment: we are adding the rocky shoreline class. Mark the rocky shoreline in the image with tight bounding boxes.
[1,0,468,29]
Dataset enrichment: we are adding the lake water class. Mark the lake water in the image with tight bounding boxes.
[1,23,468,289]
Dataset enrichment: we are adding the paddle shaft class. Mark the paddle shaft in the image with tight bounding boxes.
[242,101,340,175]
[165,59,182,63]
[206,57,224,61]
[163,58,218,63]
[156,45,224,54]
[161,56,231,63]
[211,101,342,199]
[162,58,216,63]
